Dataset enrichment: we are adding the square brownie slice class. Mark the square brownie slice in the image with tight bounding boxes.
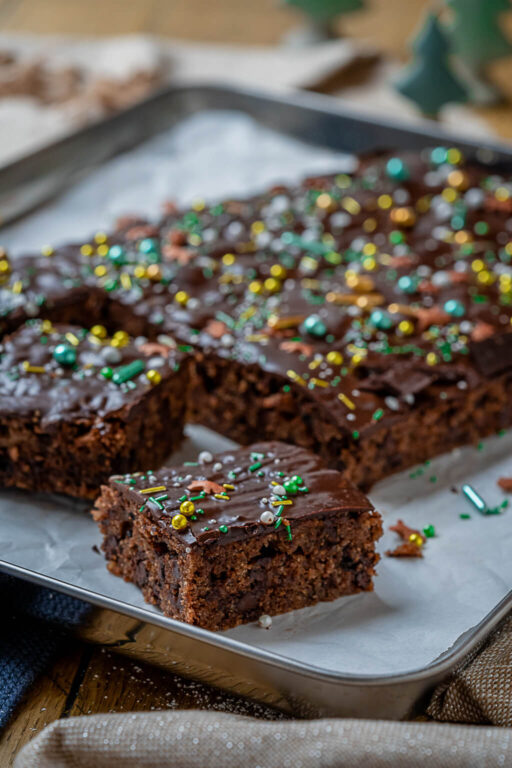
[92,441,382,631]
[0,320,188,498]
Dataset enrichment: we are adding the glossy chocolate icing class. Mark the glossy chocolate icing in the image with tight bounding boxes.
[0,320,183,428]
[2,148,512,441]
[109,441,375,547]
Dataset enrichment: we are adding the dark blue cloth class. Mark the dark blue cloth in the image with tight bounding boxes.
[0,574,90,729]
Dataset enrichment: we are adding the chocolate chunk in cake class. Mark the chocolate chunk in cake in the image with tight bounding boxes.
[92,442,382,631]
[0,320,188,498]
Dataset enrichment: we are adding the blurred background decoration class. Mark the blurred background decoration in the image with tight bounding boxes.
[0,0,511,162]
[395,13,469,118]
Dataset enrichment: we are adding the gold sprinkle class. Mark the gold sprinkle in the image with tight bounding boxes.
[12,281,23,294]
[41,245,54,257]
[310,377,328,388]
[447,170,469,191]
[264,277,281,293]
[94,265,107,277]
[338,393,355,410]
[65,332,80,346]
[146,369,162,386]
[442,188,458,203]
[390,207,416,227]
[267,314,305,330]
[140,486,166,495]
[245,334,268,343]
[22,361,46,374]
[94,232,108,244]
[251,220,265,235]
[249,280,263,294]
[341,196,361,215]
[447,148,463,165]
[90,324,108,339]
[222,253,236,266]
[316,193,332,209]
[363,217,377,233]
[223,484,235,490]
[214,493,230,500]
[120,273,132,291]
[80,244,94,257]
[398,320,414,335]
[377,194,393,210]
[270,264,286,279]
[272,499,292,506]
[326,351,343,365]
[496,186,510,202]
[286,370,306,386]
[96,244,109,257]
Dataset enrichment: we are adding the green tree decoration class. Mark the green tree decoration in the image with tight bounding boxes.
[447,0,512,70]
[283,0,366,43]
[445,0,512,104]
[395,13,468,119]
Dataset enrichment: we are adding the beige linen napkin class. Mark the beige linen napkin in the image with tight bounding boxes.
[15,613,512,767]
[13,711,512,768]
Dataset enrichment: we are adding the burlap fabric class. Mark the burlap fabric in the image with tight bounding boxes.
[15,614,512,767]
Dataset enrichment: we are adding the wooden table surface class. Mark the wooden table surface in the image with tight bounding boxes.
[1,0,512,764]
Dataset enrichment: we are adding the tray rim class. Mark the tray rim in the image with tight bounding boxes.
[2,558,511,686]
[1,81,512,690]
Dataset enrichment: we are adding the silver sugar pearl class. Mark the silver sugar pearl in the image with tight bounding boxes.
[198,451,213,464]
[258,614,272,629]
[259,510,275,525]
[101,347,122,364]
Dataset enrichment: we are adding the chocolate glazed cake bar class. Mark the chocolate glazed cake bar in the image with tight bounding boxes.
[92,442,382,630]
[2,148,512,492]
[0,320,187,498]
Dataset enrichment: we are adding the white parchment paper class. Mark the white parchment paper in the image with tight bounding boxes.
[1,111,511,676]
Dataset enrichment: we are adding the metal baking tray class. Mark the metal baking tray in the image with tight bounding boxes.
[1,83,512,720]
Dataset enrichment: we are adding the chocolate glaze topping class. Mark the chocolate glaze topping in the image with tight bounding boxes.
[0,320,182,427]
[109,441,375,547]
[2,148,512,440]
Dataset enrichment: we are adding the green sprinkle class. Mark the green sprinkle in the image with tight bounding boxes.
[460,513,471,520]
[423,525,435,538]
[249,461,262,472]
[219,525,228,533]
[190,494,205,501]
[112,359,145,385]
[372,409,384,422]
[285,523,293,541]
[275,517,283,529]
[179,494,187,502]
[429,476,437,483]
